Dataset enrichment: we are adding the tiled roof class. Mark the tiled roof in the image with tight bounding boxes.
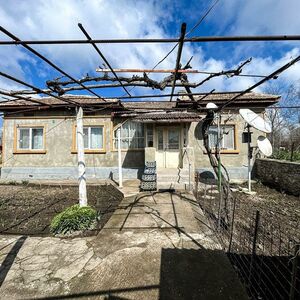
[0,92,280,111]
[0,95,119,107]
[133,111,202,122]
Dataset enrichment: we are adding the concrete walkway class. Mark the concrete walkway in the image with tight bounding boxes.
[0,191,247,300]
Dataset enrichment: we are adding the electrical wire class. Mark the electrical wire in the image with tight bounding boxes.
[122,0,221,96]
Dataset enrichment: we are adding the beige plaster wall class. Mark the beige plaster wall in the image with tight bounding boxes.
[188,113,264,169]
[2,111,266,171]
[2,115,144,169]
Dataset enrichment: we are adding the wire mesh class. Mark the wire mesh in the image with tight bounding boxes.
[194,172,300,300]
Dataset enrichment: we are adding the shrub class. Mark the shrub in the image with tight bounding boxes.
[50,204,97,235]
[271,149,300,162]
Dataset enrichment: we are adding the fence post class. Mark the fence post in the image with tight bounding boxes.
[228,196,237,253]
[252,210,260,255]
[289,243,299,300]
[249,210,260,287]
[195,172,199,200]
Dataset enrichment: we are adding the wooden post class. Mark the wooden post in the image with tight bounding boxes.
[76,106,87,206]
[117,126,123,188]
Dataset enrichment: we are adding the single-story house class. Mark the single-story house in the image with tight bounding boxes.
[0,92,279,187]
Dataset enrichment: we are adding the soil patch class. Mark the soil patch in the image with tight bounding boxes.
[234,183,300,235]
[0,183,123,236]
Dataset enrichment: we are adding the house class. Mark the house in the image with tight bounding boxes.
[0,92,279,187]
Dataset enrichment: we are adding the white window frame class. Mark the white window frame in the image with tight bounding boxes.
[208,125,236,150]
[17,126,44,150]
[113,121,145,150]
[82,126,104,150]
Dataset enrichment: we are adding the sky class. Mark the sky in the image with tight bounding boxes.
[1,0,300,102]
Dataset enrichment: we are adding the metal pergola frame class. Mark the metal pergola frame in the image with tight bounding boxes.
[0,22,300,115]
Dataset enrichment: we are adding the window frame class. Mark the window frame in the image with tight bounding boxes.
[206,124,239,154]
[14,125,46,154]
[112,121,145,151]
[72,124,106,154]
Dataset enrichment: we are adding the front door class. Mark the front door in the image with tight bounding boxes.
[156,126,181,168]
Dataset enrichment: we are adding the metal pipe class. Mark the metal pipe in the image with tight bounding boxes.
[117,126,123,188]
[1,35,300,45]
[170,23,186,101]
[76,106,87,206]
[0,71,79,106]
[247,125,252,192]
[78,23,131,97]
[0,90,52,107]
[218,55,300,111]
[0,25,105,101]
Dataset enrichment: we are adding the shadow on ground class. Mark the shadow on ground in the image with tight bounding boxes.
[32,248,247,300]
[0,236,27,287]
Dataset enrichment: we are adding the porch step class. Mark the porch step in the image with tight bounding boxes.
[157,168,190,176]
[157,182,193,190]
[157,169,190,184]
[157,175,190,184]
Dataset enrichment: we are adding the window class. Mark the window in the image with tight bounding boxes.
[82,126,104,150]
[146,124,154,147]
[17,127,44,150]
[208,125,235,150]
[114,121,144,149]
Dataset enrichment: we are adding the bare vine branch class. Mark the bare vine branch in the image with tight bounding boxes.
[10,58,252,96]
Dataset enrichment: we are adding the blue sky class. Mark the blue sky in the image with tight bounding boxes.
[1,0,300,105]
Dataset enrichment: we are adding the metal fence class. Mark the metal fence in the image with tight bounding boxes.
[194,173,300,300]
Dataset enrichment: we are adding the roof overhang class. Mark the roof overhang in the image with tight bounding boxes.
[132,111,202,123]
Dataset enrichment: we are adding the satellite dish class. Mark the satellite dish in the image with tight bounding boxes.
[257,136,273,157]
[239,109,272,133]
[206,102,218,109]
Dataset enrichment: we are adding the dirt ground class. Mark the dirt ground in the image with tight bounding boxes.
[0,184,123,236]
[0,192,248,300]
[234,183,300,236]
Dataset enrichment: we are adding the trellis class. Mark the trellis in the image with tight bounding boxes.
[0,22,300,207]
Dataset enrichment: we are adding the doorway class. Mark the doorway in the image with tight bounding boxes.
[156,126,181,168]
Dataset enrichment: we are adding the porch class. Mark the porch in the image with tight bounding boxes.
[131,112,199,190]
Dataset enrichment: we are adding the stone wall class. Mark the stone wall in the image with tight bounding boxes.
[254,158,300,196]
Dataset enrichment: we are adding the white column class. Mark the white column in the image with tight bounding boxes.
[76,106,87,206]
[117,126,123,188]
[247,125,252,192]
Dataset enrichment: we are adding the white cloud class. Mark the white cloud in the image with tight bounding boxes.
[0,0,300,99]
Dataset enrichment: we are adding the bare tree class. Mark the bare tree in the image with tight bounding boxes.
[263,83,295,150]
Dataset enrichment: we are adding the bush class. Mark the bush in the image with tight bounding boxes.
[271,149,300,162]
[50,204,97,235]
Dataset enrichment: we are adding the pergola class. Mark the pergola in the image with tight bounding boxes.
[0,21,300,208]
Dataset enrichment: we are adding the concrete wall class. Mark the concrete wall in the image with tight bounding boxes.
[2,110,265,181]
[254,158,300,196]
[2,113,144,180]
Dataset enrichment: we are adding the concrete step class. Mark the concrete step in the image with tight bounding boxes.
[157,175,190,182]
[157,168,190,176]
[157,182,193,190]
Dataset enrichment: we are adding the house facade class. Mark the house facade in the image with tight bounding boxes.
[0,92,279,187]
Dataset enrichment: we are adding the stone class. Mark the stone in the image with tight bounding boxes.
[53,250,94,281]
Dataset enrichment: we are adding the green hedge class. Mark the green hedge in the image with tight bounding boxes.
[271,149,300,162]
[50,204,97,235]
